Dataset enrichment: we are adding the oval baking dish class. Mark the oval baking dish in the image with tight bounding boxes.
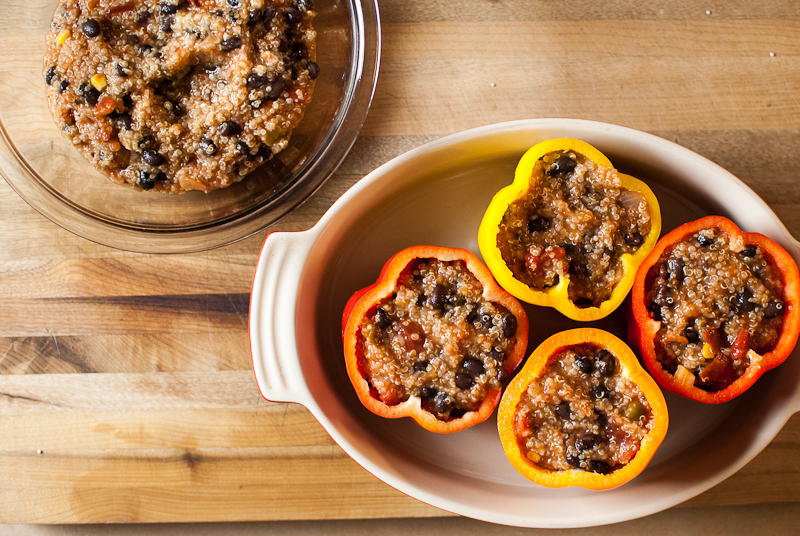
[249,118,800,528]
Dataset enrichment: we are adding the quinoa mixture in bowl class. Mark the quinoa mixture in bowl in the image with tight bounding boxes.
[647,228,786,392]
[358,258,519,422]
[513,343,654,474]
[497,150,652,307]
[43,0,318,193]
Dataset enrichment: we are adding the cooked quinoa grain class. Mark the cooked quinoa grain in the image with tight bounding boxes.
[514,344,653,473]
[358,258,519,421]
[648,228,785,391]
[44,0,318,193]
[497,150,651,307]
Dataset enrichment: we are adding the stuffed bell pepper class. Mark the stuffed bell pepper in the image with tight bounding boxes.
[498,328,668,490]
[629,215,800,403]
[479,138,661,321]
[342,246,529,433]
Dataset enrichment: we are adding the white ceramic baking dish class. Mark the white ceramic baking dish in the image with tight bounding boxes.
[249,118,800,528]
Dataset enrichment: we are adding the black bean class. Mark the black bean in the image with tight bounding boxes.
[246,72,268,89]
[555,401,571,419]
[667,257,685,281]
[413,361,429,372]
[286,6,302,23]
[575,356,593,374]
[199,138,217,156]
[624,231,643,247]
[139,171,155,190]
[430,284,447,310]
[496,367,508,384]
[123,34,140,46]
[735,288,756,313]
[685,327,701,344]
[307,61,320,80]
[267,79,286,99]
[118,113,133,130]
[594,412,608,428]
[478,312,493,331]
[455,373,474,390]
[58,80,69,94]
[567,455,582,468]
[116,63,132,78]
[415,294,426,307]
[595,349,616,377]
[460,357,485,377]
[764,299,785,319]
[218,120,241,136]
[433,392,451,413]
[592,385,609,400]
[742,244,758,258]
[82,19,102,38]
[575,435,596,451]
[84,86,100,106]
[293,43,309,60]
[161,17,174,33]
[551,155,576,175]
[142,150,165,167]
[528,216,551,233]
[298,0,314,11]
[257,145,271,159]
[696,233,713,247]
[588,460,612,474]
[502,313,517,338]
[138,43,153,54]
[373,308,390,329]
[220,36,243,52]
[647,300,662,321]
[420,386,437,399]
[263,7,277,23]
[236,141,250,155]
[489,348,505,363]
[137,11,151,24]
[466,309,477,324]
[160,2,181,15]
[45,66,57,85]
[227,0,239,6]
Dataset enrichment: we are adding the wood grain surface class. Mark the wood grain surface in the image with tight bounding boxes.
[1,0,800,526]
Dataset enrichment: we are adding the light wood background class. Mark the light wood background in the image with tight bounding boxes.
[1,0,799,530]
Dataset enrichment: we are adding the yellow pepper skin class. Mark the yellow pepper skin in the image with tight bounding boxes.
[478,138,662,321]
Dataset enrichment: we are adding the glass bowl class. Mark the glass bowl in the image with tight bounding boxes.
[0,0,380,253]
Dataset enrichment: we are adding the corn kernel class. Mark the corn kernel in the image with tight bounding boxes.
[702,343,714,362]
[56,28,71,45]
[91,73,107,92]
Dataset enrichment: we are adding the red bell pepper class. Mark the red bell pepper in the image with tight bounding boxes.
[342,246,529,433]
[629,216,800,403]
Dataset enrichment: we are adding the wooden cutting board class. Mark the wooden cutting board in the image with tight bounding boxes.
[1,0,800,524]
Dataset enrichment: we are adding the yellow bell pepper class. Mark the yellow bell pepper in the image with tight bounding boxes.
[478,138,661,321]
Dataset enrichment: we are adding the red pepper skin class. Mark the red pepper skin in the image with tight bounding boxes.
[629,216,800,403]
[342,246,529,433]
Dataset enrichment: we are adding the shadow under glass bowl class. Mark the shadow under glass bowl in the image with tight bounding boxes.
[0,0,380,253]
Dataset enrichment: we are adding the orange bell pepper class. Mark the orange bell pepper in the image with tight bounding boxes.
[342,246,529,433]
[478,138,661,321]
[628,215,800,403]
[497,328,668,490]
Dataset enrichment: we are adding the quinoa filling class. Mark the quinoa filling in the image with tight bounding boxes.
[358,258,518,421]
[513,344,652,473]
[647,228,785,392]
[44,0,318,193]
[496,150,651,307]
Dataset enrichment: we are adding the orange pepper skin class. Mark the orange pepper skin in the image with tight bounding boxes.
[342,246,529,433]
[478,138,661,321]
[497,328,668,490]
[629,215,800,404]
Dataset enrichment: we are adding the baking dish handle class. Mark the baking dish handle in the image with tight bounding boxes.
[250,229,318,407]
